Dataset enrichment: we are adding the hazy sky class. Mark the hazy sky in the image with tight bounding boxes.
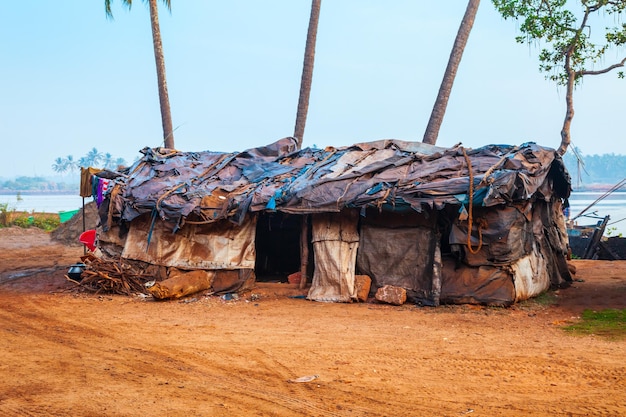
[1,1,624,178]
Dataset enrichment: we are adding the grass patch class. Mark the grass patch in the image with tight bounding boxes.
[516,291,559,311]
[0,209,60,232]
[563,309,626,340]
[530,291,559,306]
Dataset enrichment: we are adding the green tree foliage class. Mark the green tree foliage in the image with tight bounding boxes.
[492,0,626,155]
[51,157,67,175]
[51,155,78,175]
[563,147,626,187]
[0,176,74,192]
[79,147,104,168]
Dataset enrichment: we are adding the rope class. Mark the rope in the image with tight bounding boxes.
[156,183,186,212]
[462,147,483,254]
[376,188,392,211]
[479,146,518,186]
[336,177,361,210]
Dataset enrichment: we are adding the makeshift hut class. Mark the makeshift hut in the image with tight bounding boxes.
[92,137,572,305]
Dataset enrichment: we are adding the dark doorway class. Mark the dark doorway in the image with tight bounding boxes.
[255,212,301,282]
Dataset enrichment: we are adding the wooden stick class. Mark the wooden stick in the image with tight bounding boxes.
[299,214,309,290]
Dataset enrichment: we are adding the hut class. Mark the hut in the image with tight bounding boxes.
[93,137,572,305]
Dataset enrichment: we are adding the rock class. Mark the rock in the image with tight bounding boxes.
[375,285,406,306]
[288,271,301,285]
[354,275,371,302]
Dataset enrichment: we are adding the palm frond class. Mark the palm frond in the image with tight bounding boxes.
[104,0,134,19]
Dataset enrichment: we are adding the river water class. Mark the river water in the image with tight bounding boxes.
[568,192,626,236]
[0,193,85,214]
[2,191,626,235]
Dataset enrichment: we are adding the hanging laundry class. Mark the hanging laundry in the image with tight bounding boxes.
[80,167,102,197]
[96,178,111,207]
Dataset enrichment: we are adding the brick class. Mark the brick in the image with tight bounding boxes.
[287,271,301,285]
[354,275,372,302]
[375,285,407,306]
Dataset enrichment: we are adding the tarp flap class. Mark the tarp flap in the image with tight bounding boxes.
[307,211,359,302]
[355,208,437,301]
[450,205,532,266]
[121,213,257,270]
[357,225,436,300]
[310,210,360,243]
[440,258,516,306]
[510,247,551,302]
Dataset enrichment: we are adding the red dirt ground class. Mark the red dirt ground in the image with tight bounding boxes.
[0,226,624,416]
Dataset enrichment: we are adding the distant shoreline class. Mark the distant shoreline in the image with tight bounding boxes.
[571,184,626,193]
[0,190,79,196]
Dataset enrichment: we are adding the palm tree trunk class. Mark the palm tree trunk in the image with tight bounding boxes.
[293,0,322,149]
[148,0,175,149]
[422,0,480,145]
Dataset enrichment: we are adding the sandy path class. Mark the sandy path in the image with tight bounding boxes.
[0,227,624,416]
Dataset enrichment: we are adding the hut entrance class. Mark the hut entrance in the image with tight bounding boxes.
[255,212,301,282]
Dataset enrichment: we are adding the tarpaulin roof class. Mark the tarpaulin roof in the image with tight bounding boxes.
[112,137,571,228]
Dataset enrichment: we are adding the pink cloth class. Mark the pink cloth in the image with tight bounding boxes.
[96,178,111,207]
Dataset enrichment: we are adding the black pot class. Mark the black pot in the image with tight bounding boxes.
[67,263,86,281]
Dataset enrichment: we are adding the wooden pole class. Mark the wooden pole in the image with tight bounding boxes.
[82,197,86,255]
[299,215,309,289]
[431,232,442,306]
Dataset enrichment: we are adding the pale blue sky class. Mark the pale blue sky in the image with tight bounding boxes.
[1,1,624,178]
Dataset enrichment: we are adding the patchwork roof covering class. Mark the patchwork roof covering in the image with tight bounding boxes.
[114,137,571,227]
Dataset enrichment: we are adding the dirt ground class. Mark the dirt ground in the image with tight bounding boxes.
[0,226,624,417]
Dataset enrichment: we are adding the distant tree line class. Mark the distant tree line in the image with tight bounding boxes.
[563,148,626,189]
[0,176,75,192]
[52,147,127,175]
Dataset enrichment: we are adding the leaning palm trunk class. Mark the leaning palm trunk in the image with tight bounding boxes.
[148,0,175,149]
[423,0,480,145]
[293,0,322,149]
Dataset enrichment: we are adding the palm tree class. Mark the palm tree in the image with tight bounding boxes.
[52,155,81,175]
[422,0,480,145]
[293,0,322,149]
[114,157,128,169]
[105,0,175,149]
[65,155,79,173]
[103,153,115,170]
[85,147,104,167]
[52,157,68,175]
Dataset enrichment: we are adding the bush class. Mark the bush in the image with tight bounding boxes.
[1,211,60,232]
[0,202,10,227]
[33,216,61,231]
